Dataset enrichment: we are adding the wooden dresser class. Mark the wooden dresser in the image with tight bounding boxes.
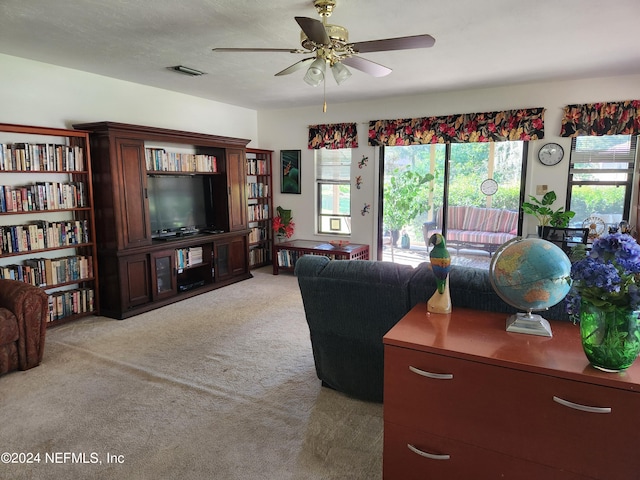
[383,304,640,479]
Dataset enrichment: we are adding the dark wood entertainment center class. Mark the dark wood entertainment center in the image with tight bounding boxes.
[74,121,253,319]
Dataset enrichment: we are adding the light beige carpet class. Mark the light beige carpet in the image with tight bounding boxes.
[0,267,383,480]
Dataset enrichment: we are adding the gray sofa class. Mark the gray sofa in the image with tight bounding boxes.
[295,255,568,402]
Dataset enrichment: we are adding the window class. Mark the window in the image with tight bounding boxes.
[567,135,637,229]
[315,149,352,235]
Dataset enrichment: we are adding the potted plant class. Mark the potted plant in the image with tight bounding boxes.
[383,168,434,260]
[273,206,295,239]
[522,191,575,235]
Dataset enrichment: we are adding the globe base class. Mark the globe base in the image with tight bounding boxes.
[506,312,553,337]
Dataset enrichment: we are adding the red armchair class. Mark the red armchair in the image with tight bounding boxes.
[0,279,48,375]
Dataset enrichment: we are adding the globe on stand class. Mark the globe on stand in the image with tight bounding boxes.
[489,237,572,337]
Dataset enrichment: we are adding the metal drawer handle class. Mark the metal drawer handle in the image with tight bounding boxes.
[409,365,453,380]
[553,396,612,414]
[407,444,451,461]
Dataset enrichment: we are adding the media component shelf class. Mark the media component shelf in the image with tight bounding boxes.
[73,121,252,319]
[273,239,369,275]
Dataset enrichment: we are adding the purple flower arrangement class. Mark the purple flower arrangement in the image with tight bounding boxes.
[566,233,640,321]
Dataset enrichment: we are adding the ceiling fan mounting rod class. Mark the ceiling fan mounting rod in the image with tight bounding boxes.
[314,0,336,19]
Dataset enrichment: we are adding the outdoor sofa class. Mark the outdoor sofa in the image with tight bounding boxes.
[422,205,519,255]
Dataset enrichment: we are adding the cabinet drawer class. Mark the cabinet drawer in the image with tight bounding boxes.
[383,422,586,480]
[384,345,639,479]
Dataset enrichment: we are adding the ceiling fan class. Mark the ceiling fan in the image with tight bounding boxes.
[212,0,435,90]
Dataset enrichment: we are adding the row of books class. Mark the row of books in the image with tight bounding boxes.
[145,147,218,173]
[0,142,85,172]
[248,226,267,243]
[176,246,204,269]
[48,288,95,323]
[247,158,268,175]
[247,181,269,199]
[0,220,90,254]
[1,181,88,213]
[0,254,93,287]
[276,249,303,268]
[248,204,269,222]
[276,250,338,268]
[249,246,269,267]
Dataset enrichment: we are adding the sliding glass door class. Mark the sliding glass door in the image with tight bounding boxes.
[380,141,526,268]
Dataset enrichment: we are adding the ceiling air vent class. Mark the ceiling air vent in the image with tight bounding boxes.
[168,65,206,77]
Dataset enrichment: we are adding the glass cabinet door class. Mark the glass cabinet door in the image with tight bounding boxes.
[215,242,230,280]
[150,250,177,300]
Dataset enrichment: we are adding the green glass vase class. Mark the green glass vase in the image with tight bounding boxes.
[579,300,640,372]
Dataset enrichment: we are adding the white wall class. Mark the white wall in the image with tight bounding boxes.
[258,74,640,255]
[0,54,258,142]
[2,52,639,257]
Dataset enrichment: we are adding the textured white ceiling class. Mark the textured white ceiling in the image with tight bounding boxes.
[0,0,639,110]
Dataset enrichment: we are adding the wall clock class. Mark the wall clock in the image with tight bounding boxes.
[538,143,564,166]
[480,178,498,196]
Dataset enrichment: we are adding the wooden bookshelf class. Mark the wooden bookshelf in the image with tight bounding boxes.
[246,148,273,269]
[0,123,99,326]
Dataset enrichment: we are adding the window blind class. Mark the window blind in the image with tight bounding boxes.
[316,150,351,182]
[570,135,637,180]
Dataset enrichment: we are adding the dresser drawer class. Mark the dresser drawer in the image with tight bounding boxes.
[384,345,639,479]
[383,421,586,480]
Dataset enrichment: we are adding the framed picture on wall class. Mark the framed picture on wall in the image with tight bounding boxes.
[280,150,301,194]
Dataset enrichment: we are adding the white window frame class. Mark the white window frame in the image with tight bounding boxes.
[315,149,352,235]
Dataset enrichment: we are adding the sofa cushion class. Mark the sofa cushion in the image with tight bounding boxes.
[0,307,19,344]
[448,229,516,247]
[463,206,494,231]
[496,210,519,234]
[447,205,468,230]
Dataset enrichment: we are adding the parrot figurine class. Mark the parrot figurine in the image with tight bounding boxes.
[427,233,452,314]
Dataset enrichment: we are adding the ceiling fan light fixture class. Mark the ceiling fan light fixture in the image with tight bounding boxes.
[303,57,326,87]
[331,62,351,85]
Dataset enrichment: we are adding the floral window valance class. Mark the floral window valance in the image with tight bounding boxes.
[308,122,358,149]
[560,100,640,137]
[368,107,545,146]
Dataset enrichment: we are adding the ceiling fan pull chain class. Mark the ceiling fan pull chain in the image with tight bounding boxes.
[323,75,327,112]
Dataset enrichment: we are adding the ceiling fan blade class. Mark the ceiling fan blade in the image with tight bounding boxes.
[341,56,392,77]
[275,57,316,76]
[212,47,305,53]
[295,16,330,45]
[352,34,435,53]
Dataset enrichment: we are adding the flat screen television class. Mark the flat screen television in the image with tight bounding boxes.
[147,175,216,238]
